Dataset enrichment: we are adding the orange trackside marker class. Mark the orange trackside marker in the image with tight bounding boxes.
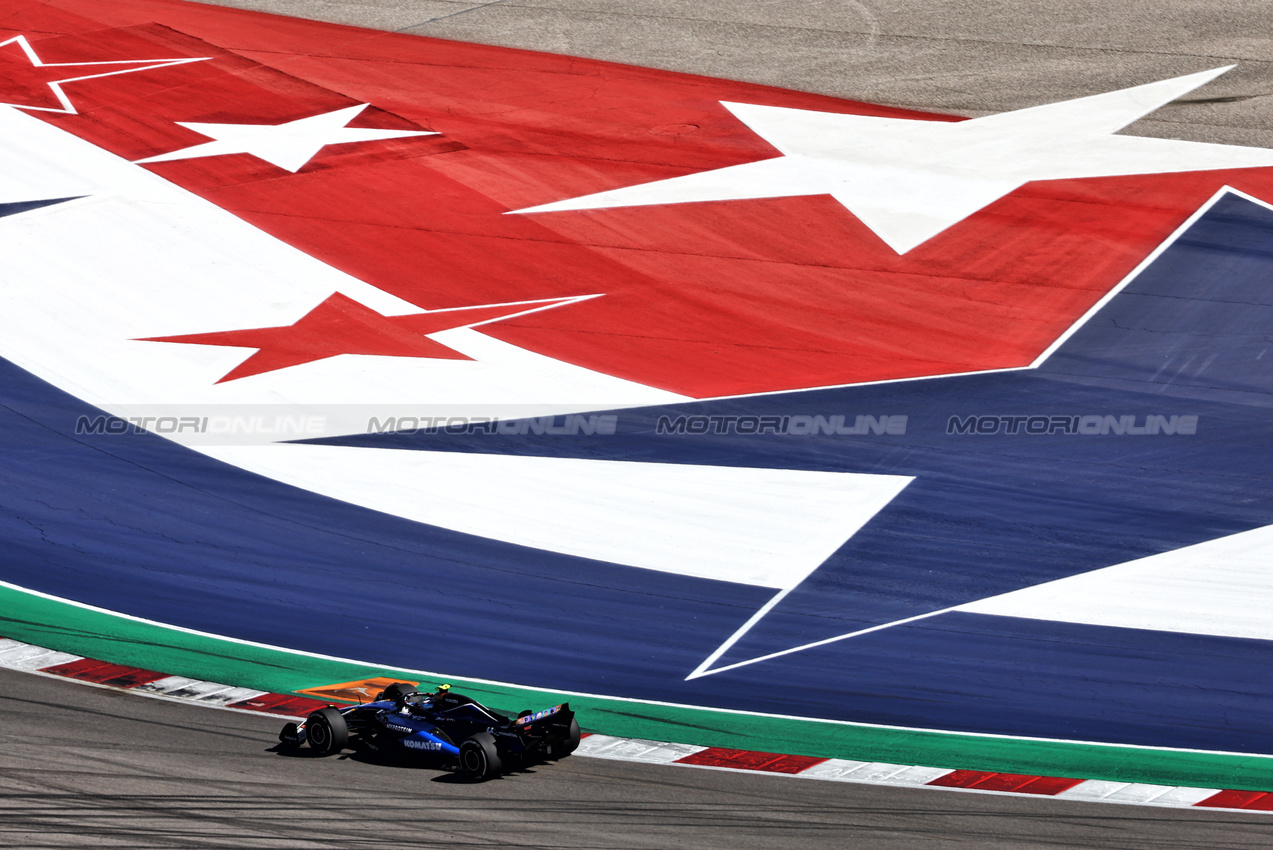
[296,677,418,704]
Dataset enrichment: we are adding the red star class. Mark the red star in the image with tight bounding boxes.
[139,292,586,383]
[0,35,207,114]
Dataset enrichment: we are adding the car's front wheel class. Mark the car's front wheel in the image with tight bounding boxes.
[305,708,348,756]
[458,732,502,780]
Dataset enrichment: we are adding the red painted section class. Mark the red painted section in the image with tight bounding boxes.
[0,35,188,112]
[928,770,1082,795]
[41,658,166,688]
[928,769,999,789]
[227,692,333,715]
[1196,790,1273,810]
[11,0,1273,398]
[675,747,827,774]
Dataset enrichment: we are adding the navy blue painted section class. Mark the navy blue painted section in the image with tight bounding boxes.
[0,197,83,217]
[695,612,1273,752]
[4,191,1273,752]
[1041,193,1273,405]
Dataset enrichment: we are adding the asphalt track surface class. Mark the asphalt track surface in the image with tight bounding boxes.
[3,666,1272,850]
[200,0,1273,148]
[7,1,1273,846]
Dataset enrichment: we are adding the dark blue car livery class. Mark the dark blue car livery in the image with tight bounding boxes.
[278,682,580,780]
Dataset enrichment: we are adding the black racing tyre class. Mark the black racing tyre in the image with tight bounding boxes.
[559,717,581,757]
[382,682,416,702]
[458,732,502,781]
[305,707,348,756]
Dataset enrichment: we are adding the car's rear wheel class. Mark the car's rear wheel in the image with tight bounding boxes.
[560,717,581,757]
[305,708,348,756]
[459,732,502,781]
[547,716,581,759]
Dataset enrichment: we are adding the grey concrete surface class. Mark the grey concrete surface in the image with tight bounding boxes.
[1,666,1271,849]
[194,0,1273,146]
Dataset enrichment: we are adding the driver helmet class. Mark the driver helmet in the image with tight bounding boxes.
[379,681,418,707]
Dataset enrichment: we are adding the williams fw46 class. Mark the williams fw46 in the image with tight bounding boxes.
[277,683,581,780]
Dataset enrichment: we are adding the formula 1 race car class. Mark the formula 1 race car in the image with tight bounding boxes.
[277,682,580,780]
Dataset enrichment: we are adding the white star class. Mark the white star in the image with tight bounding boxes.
[512,66,1273,254]
[135,104,437,173]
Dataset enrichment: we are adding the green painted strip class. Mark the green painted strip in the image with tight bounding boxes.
[4,581,1272,791]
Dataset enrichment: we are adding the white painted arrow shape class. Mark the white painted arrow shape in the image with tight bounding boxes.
[958,524,1273,641]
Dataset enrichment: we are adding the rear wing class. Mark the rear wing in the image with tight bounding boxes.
[514,702,570,727]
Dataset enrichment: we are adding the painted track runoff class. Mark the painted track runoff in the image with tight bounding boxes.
[5,0,1273,831]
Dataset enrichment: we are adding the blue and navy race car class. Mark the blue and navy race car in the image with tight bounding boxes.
[278,682,580,780]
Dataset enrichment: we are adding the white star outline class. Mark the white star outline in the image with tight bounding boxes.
[134,104,439,173]
[0,34,209,115]
[512,66,1273,254]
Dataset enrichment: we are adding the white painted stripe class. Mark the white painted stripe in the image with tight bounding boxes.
[959,524,1273,642]
[1056,779,1220,806]
[1054,779,1132,801]
[847,762,941,784]
[796,758,873,779]
[575,734,707,764]
[0,641,83,671]
[135,675,268,705]
[135,675,200,692]
[690,599,965,678]
[802,759,953,786]
[1101,783,1205,805]
[0,638,33,655]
